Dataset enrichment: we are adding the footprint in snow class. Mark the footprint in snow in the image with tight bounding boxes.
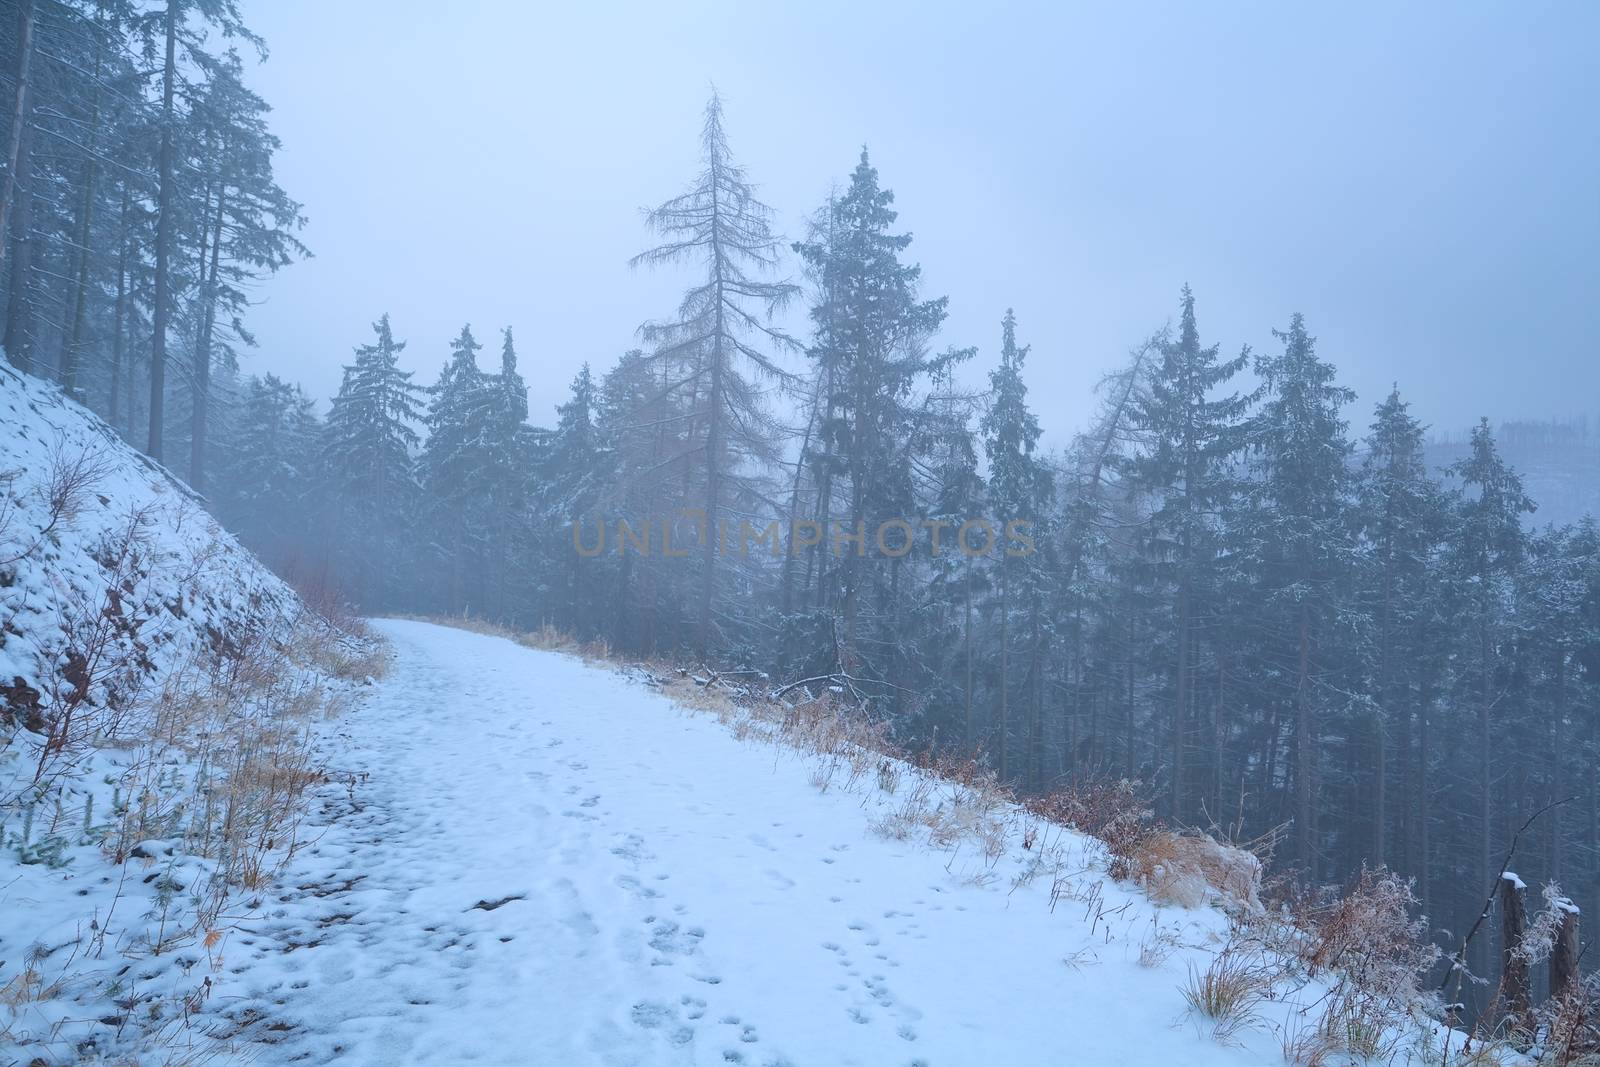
[648,919,705,957]
[630,1000,694,1047]
[615,875,661,900]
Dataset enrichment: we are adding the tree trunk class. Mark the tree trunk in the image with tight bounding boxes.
[1375,525,1394,867]
[963,554,974,748]
[1498,875,1530,1037]
[1027,597,1042,789]
[698,151,726,658]
[997,554,1010,781]
[1477,600,1494,984]
[0,0,34,285]
[1417,666,1433,916]
[59,29,104,399]
[3,119,35,370]
[1173,576,1190,822]
[1549,649,1566,880]
[190,182,226,490]
[108,187,129,427]
[147,0,178,461]
[1549,904,1580,1001]
[1213,649,1226,827]
[1295,603,1314,876]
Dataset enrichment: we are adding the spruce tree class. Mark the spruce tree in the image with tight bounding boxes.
[419,324,498,612]
[1352,387,1449,869]
[1446,418,1534,979]
[323,313,425,609]
[1123,286,1250,820]
[792,149,954,686]
[219,372,321,571]
[536,365,611,636]
[981,310,1053,784]
[1240,313,1355,875]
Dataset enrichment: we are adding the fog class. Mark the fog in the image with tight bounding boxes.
[9,4,1600,1057]
[242,0,1600,446]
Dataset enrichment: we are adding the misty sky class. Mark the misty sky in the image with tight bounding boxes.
[239,0,1599,450]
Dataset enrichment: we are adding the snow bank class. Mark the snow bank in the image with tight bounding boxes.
[0,362,303,725]
[0,365,360,1060]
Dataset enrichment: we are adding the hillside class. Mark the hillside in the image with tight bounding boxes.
[0,366,364,1060]
[0,363,304,724]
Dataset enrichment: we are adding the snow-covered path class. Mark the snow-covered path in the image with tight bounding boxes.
[225,620,1277,1066]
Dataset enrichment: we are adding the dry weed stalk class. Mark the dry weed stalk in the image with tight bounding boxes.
[1181,943,1278,1040]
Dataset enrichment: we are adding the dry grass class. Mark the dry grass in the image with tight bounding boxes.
[1131,831,1263,912]
[1541,981,1600,1067]
[1,608,364,1058]
[1181,944,1278,1040]
[293,621,391,683]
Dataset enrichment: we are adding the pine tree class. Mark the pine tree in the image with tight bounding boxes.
[323,313,425,609]
[981,309,1053,783]
[1352,387,1449,870]
[1446,418,1535,979]
[792,149,954,687]
[1123,286,1250,820]
[182,49,307,491]
[475,327,532,620]
[922,364,986,748]
[134,0,262,461]
[419,324,500,612]
[1240,313,1355,875]
[218,372,321,571]
[537,364,611,636]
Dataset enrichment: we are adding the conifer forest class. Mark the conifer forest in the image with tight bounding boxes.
[1,3,1597,1061]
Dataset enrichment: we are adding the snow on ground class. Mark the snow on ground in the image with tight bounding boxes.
[0,363,301,715]
[218,619,1384,1066]
[1,366,357,1060]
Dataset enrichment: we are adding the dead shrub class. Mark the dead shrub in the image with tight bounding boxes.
[1025,777,1153,880]
[1542,976,1600,1066]
[1291,866,1437,998]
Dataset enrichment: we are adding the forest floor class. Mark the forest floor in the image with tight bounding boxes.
[211,618,1371,1066]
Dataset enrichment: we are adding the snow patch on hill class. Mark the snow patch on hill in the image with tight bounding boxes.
[0,363,302,726]
[0,365,364,1060]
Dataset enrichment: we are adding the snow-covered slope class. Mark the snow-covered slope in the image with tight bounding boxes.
[220,620,1440,1066]
[0,363,301,724]
[0,367,353,1060]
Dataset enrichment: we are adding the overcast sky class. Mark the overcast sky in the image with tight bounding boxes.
[238,0,1599,450]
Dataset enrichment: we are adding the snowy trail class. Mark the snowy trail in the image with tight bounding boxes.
[226,620,1274,1066]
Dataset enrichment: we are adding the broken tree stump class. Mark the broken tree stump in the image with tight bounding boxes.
[1549,896,1581,1001]
[1499,873,1532,1035]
